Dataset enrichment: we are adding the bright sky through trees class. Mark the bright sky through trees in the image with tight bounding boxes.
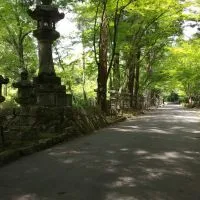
[57,5,199,55]
[57,12,82,57]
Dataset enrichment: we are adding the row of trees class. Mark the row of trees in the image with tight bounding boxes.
[70,0,185,111]
[0,0,199,111]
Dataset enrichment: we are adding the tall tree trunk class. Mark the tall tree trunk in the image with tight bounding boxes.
[127,53,136,107]
[97,4,108,112]
[94,1,133,112]
[82,43,87,102]
[113,52,120,91]
[18,42,25,69]
[134,50,141,108]
[109,70,113,90]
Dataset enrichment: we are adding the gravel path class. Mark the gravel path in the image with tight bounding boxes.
[0,104,200,200]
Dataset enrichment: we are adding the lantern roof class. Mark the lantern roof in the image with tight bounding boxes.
[28,4,64,22]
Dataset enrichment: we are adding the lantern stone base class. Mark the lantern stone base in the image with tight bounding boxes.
[9,74,73,138]
[33,74,72,107]
[8,105,74,140]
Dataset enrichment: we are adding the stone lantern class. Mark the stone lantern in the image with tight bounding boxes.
[28,0,64,77]
[28,0,68,107]
[0,75,9,103]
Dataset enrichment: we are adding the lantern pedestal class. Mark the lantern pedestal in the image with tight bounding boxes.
[33,75,69,107]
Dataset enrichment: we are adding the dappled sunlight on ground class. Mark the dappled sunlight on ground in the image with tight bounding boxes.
[144,151,194,162]
[107,176,136,188]
[11,194,41,200]
[134,150,149,155]
[105,192,139,200]
[1,104,200,200]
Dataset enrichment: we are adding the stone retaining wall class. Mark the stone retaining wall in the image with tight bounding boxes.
[0,107,126,167]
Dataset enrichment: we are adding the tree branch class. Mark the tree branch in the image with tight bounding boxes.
[107,0,135,80]
[93,0,101,67]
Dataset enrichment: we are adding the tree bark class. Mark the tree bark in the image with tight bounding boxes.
[127,51,136,107]
[82,42,87,102]
[113,52,120,91]
[97,2,108,112]
[134,50,141,108]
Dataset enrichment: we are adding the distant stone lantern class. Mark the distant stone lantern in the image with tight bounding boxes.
[28,0,64,77]
[12,69,35,106]
[0,75,9,103]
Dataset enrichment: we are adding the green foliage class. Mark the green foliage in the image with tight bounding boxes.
[0,0,37,79]
[159,39,200,99]
[1,0,200,109]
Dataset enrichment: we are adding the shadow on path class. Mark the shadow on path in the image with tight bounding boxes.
[0,104,200,200]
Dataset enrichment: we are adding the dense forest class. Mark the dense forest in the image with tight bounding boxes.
[0,0,200,112]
